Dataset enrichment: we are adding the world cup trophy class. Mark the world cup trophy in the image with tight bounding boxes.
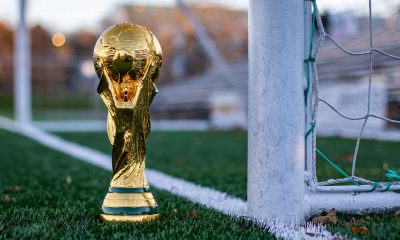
[93,23,162,222]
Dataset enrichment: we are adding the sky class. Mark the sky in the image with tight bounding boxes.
[1,0,400,33]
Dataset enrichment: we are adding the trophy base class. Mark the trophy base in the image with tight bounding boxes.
[100,213,159,222]
[100,187,159,223]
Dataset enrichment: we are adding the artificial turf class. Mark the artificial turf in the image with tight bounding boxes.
[59,131,248,199]
[57,131,400,239]
[0,94,99,121]
[58,131,400,198]
[0,129,272,239]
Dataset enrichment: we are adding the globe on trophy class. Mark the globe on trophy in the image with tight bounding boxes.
[93,23,162,222]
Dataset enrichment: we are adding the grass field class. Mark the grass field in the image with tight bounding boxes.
[0,129,271,239]
[0,94,103,121]
[1,129,400,239]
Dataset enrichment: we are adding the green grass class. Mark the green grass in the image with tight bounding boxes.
[317,137,400,182]
[58,131,248,200]
[0,96,13,119]
[0,94,95,111]
[0,94,103,120]
[329,212,400,239]
[0,129,272,239]
[1,129,400,239]
[57,131,400,239]
[58,132,400,198]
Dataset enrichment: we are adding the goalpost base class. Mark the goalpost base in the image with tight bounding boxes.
[305,191,400,218]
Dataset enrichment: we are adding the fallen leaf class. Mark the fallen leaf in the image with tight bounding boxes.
[351,226,369,235]
[312,208,337,225]
[65,175,72,186]
[339,153,353,162]
[2,194,13,203]
[383,162,389,170]
[172,208,178,215]
[187,210,198,218]
[5,185,20,193]
[395,210,400,218]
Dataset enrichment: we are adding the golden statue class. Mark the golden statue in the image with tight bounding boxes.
[93,23,162,222]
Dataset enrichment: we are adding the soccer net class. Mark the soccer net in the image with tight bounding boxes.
[305,0,400,193]
[248,0,400,222]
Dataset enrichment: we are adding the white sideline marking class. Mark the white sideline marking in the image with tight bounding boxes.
[33,120,209,132]
[0,116,335,239]
[0,117,245,216]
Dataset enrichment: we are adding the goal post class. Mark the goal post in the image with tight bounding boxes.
[248,0,400,223]
[14,0,32,124]
[248,0,305,222]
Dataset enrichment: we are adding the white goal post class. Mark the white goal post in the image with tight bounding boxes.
[248,0,400,223]
[14,0,31,124]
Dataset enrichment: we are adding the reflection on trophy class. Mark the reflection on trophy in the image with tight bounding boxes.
[93,23,162,222]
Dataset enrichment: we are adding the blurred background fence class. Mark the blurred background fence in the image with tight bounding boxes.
[1,0,400,132]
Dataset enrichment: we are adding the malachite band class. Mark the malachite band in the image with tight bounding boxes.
[108,187,150,193]
[102,206,159,215]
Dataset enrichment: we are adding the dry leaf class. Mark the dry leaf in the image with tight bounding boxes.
[395,210,400,218]
[65,175,72,186]
[187,210,198,218]
[172,208,178,215]
[383,162,389,170]
[339,153,353,162]
[5,185,20,193]
[2,194,13,203]
[312,208,337,225]
[351,226,369,235]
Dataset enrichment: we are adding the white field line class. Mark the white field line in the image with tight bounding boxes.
[33,120,209,132]
[0,116,335,239]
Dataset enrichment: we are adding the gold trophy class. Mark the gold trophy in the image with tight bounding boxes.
[93,23,162,222]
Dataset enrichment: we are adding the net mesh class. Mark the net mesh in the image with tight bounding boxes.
[307,0,400,192]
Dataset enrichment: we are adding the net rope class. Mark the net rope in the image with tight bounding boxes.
[306,0,400,192]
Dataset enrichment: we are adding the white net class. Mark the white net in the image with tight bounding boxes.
[306,0,400,192]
